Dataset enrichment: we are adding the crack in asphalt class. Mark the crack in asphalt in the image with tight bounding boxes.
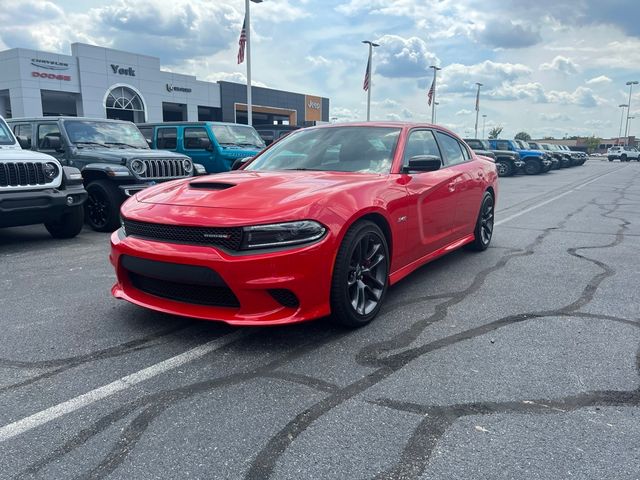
[8,167,640,479]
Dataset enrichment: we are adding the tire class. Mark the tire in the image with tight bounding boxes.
[85,180,123,232]
[467,191,494,252]
[524,159,542,175]
[45,206,84,239]
[496,161,513,177]
[621,154,628,162]
[330,220,389,328]
[608,157,614,162]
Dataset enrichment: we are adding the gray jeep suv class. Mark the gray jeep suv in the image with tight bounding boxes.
[8,117,203,232]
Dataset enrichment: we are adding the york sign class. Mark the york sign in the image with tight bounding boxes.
[111,64,136,76]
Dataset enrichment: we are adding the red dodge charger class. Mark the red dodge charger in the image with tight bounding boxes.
[110,123,497,327]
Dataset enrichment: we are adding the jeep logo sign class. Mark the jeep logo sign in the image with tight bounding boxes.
[304,95,323,122]
[166,83,192,93]
[111,64,136,76]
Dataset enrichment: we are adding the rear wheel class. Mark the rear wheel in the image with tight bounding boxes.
[524,159,542,175]
[467,192,494,252]
[330,220,389,328]
[496,161,513,177]
[86,180,123,232]
[45,206,84,239]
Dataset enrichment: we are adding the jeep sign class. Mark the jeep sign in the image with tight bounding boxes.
[111,64,136,77]
[304,95,323,122]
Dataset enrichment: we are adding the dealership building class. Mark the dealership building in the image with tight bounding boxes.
[0,43,329,126]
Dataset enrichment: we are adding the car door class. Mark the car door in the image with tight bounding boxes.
[183,126,216,171]
[401,129,462,262]
[434,130,483,238]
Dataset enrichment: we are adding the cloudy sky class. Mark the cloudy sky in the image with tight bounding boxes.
[1,0,639,139]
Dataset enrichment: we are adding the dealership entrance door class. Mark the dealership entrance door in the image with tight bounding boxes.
[105,86,146,123]
[234,104,296,126]
[41,90,80,117]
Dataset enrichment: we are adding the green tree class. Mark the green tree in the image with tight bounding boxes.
[585,136,601,154]
[514,131,531,141]
[488,126,503,139]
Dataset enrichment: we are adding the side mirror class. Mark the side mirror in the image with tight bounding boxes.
[402,155,441,173]
[231,157,252,170]
[199,137,214,151]
[17,136,30,149]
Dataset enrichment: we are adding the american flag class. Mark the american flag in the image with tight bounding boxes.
[237,17,247,64]
[427,79,435,106]
[363,57,370,91]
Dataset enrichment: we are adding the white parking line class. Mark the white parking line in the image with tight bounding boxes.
[495,166,626,226]
[0,330,246,443]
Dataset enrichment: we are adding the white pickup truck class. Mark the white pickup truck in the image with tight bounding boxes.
[0,116,87,238]
[607,146,640,162]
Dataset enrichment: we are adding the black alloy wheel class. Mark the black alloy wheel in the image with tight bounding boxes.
[496,161,512,177]
[524,159,542,175]
[85,180,122,232]
[330,220,389,327]
[467,192,494,251]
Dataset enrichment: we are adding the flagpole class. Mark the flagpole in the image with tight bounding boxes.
[362,40,379,122]
[474,82,483,138]
[245,0,253,125]
[429,65,441,124]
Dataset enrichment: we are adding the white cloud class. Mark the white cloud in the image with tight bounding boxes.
[204,71,267,88]
[539,55,580,74]
[586,75,612,85]
[374,35,440,78]
[440,61,532,95]
[385,113,402,121]
[306,55,331,67]
[539,113,571,122]
[456,109,473,116]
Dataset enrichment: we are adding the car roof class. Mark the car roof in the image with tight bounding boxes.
[7,116,132,124]
[137,121,248,127]
[304,121,463,138]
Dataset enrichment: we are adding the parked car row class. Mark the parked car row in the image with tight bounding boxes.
[464,138,586,177]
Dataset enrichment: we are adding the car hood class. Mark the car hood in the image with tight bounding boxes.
[0,149,59,162]
[135,170,385,211]
[74,147,189,162]
[491,149,519,158]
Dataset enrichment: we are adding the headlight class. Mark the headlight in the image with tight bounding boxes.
[130,159,146,175]
[182,159,193,173]
[43,162,59,181]
[241,220,326,250]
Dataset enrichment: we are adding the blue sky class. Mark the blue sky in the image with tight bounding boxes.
[1,0,639,139]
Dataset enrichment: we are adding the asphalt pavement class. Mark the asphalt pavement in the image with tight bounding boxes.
[1,158,639,480]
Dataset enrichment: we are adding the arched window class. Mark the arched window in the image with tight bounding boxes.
[105,86,146,122]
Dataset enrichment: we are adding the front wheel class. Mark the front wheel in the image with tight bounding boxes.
[467,192,494,252]
[330,220,389,328]
[496,161,513,177]
[524,159,542,175]
[85,180,123,232]
[45,206,84,239]
[621,154,628,162]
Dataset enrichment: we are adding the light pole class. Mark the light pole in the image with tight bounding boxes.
[362,40,379,121]
[245,0,263,126]
[618,104,628,145]
[629,116,636,145]
[482,114,487,138]
[623,81,638,145]
[429,65,442,124]
[474,82,483,138]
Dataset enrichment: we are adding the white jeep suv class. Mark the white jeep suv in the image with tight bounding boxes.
[607,146,640,162]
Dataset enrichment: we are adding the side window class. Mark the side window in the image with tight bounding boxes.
[138,127,153,145]
[403,130,442,167]
[184,127,208,150]
[435,131,465,166]
[156,128,177,150]
[495,140,510,151]
[460,141,471,160]
[37,123,61,151]
[14,124,32,148]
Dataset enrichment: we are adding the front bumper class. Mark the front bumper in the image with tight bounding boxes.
[0,186,87,228]
[110,229,335,325]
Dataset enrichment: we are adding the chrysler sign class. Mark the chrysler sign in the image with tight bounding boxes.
[30,58,70,71]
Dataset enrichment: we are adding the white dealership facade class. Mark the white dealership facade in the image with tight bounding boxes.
[0,43,329,126]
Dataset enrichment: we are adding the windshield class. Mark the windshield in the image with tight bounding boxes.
[211,125,265,149]
[519,140,531,149]
[529,142,540,149]
[245,126,401,174]
[480,140,491,150]
[0,119,14,145]
[64,121,149,148]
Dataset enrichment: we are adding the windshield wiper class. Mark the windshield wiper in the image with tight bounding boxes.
[74,141,109,148]
[105,142,145,149]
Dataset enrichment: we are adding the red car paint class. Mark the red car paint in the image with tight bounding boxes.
[110,122,498,325]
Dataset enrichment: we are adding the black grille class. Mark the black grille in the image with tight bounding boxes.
[268,289,300,308]
[123,219,243,251]
[0,162,49,187]
[129,272,240,308]
[138,159,189,179]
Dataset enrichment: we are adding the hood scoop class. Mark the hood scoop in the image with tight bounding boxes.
[189,182,236,190]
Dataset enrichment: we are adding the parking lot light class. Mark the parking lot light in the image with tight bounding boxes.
[474,83,483,139]
[624,81,638,145]
[618,104,628,145]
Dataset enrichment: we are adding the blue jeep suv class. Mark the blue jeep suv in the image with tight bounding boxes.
[489,139,552,175]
